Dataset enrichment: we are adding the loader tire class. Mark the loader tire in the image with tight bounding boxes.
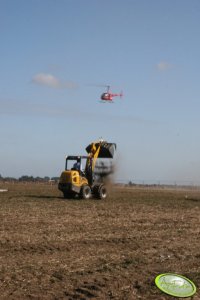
[80,185,91,199]
[97,185,107,200]
[63,192,74,199]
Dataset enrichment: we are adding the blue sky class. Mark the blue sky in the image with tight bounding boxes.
[1,0,200,183]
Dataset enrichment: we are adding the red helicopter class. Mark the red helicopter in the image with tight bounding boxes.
[100,85,123,103]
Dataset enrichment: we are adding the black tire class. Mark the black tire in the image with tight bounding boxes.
[97,185,107,200]
[80,185,91,199]
[63,192,74,199]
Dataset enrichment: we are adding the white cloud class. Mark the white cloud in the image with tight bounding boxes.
[32,73,60,88]
[32,73,77,89]
[156,61,172,71]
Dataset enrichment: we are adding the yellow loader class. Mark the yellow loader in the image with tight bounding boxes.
[58,139,116,199]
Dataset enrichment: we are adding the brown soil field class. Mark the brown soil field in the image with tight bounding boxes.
[0,183,199,300]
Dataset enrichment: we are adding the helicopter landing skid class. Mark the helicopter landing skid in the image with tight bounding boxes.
[99,101,114,104]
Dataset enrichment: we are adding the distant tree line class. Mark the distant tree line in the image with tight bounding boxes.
[0,174,59,183]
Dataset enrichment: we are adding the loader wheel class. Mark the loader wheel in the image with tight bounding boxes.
[63,192,74,199]
[97,185,107,200]
[80,185,91,199]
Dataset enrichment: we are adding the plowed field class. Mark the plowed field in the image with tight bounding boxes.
[0,183,199,299]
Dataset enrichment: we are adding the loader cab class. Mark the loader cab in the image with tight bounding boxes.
[65,156,88,175]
